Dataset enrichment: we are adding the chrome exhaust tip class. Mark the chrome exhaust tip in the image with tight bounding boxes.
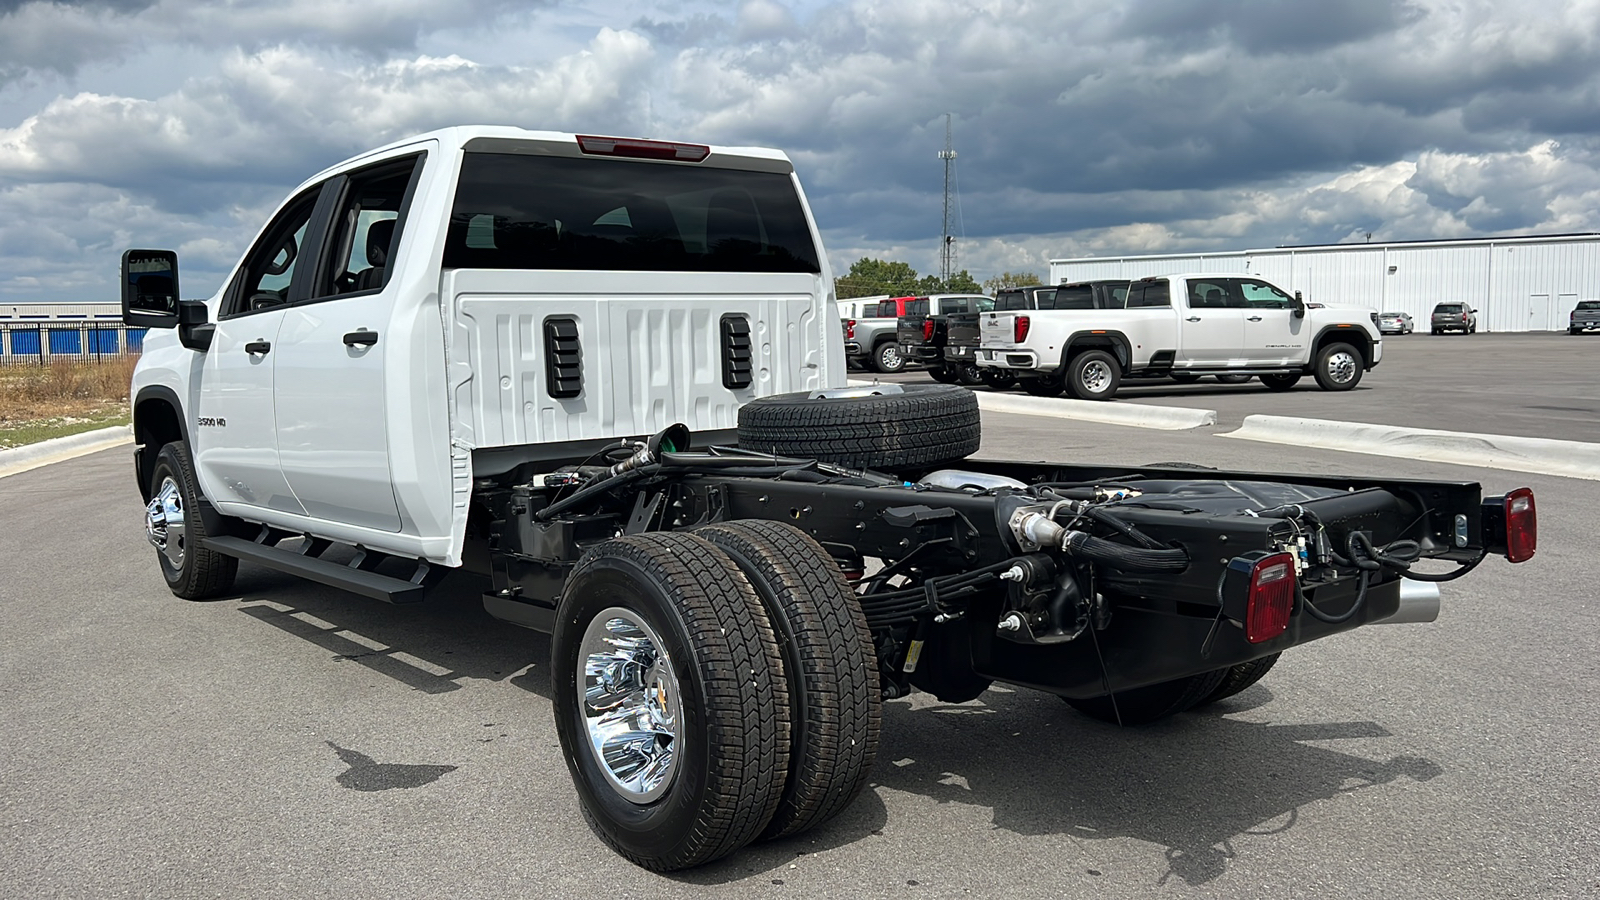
[1371,579,1441,625]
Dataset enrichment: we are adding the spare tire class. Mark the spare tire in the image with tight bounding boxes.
[737,383,980,471]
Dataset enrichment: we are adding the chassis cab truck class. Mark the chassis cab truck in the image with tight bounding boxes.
[122,127,1536,872]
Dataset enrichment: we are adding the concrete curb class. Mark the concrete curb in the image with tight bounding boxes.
[1219,415,1600,481]
[0,424,133,480]
[974,392,1218,430]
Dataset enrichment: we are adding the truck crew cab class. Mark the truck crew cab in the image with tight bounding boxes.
[122,128,1533,873]
[979,274,1382,399]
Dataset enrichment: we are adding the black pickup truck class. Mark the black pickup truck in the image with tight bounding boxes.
[895,293,994,384]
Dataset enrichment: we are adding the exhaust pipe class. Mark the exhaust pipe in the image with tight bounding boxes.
[1370,579,1441,625]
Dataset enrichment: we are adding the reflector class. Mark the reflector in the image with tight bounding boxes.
[1246,552,1296,643]
[1505,488,1536,563]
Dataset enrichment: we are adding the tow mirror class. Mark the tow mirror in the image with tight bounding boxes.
[121,249,180,329]
[1291,290,1306,319]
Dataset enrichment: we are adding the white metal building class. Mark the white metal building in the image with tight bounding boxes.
[0,302,121,321]
[1050,233,1600,332]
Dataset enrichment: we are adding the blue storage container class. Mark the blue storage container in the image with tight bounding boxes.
[10,328,42,356]
[90,329,120,354]
[49,328,82,354]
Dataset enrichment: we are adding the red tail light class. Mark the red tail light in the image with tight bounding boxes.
[1224,551,1297,643]
[1505,487,1536,563]
[575,135,710,162]
[1015,315,1031,343]
[923,319,934,341]
[846,319,855,339]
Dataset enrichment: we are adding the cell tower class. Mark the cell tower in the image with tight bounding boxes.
[938,113,957,285]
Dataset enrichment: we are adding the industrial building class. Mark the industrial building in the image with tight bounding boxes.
[0,302,136,361]
[1050,233,1600,333]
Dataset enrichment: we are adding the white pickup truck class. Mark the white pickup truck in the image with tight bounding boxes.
[977,274,1383,399]
[120,127,1529,873]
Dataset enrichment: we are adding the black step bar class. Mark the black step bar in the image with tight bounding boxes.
[204,535,431,604]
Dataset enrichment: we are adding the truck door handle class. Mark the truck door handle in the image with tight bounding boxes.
[245,340,271,355]
[343,330,379,347]
[1186,316,1202,322]
[1247,316,1263,322]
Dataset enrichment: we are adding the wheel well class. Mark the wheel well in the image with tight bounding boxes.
[1312,328,1372,368]
[134,395,184,500]
[1064,334,1130,372]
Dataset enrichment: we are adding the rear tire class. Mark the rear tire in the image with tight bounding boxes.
[1313,342,1363,391]
[696,521,880,841]
[928,365,960,384]
[872,341,905,374]
[1065,349,1121,401]
[978,369,1017,390]
[1214,374,1252,385]
[1170,372,1201,384]
[1062,670,1229,725]
[956,363,984,386]
[737,383,981,471]
[1260,373,1300,391]
[552,533,790,871]
[1193,653,1281,707]
[1020,376,1064,397]
[148,442,238,601]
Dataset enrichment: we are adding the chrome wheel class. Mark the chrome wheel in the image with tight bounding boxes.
[146,475,186,570]
[578,607,683,804]
[1326,350,1357,385]
[1081,359,1113,394]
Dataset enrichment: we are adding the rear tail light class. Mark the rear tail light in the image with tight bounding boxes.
[923,319,934,341]
[1015,315,1031,343]
[846,319,855,339]
[1504,488,1536,563]
[575,135,710,162]
[1223,551,1297,643]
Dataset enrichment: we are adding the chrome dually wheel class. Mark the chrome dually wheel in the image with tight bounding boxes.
[146,475,187,570]
[578,608,684,804]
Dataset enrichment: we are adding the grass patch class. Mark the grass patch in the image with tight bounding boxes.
[0,358,137,450]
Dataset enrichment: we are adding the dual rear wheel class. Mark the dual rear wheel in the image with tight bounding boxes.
[551,523,880,872]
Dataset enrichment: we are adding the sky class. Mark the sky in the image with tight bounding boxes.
[2,0,1599,301]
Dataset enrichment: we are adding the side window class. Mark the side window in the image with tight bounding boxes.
[1106,285,1129,308]
[1239,279,1292,309]
[1127,281,1171,308]
[1053,285,1095,309]
[1035,288,1056,308]
[1188,280,1238,309]
[228,190,321,316]
[316,155,423,299]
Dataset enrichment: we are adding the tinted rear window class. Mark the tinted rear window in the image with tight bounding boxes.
[444,153,821,273]
[904,299,929,317]
[1126,281,1171,308]
[995,289,1028,310]
[1578,301,1600,310]
[1051,285,1095,310]
[1434,303,1463,312]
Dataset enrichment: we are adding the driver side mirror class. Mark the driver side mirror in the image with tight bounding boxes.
[1291,290,1306,319]
[121,249,180,329]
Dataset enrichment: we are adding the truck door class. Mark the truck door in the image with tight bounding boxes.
[193,188,324,516]
[1176,277,1244,365]
[270,152,426,533]
[1236,278,1306,365]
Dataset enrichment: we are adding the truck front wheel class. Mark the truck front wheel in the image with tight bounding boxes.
[1066,349,1121,401]
[1313,342,1364,391]
[1260,373,1301,392]
[147,442,238,601]
[551,533,791,871]
[697,521,880,840]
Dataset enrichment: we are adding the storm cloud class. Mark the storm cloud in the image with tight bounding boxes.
[1,0,1597,300]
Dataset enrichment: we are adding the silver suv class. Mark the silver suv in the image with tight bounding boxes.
[1431,302,1477,335]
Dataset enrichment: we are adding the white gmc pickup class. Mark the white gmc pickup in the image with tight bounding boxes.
[977,274,1383,399]
[119,127,1527,874]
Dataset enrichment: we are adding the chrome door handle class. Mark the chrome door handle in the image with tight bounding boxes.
[1247,316,1263,322]
[1185,316,1202,322]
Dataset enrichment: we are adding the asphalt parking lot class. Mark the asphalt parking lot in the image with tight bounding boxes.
[3,408,1596,899]
[862,332,1600,443]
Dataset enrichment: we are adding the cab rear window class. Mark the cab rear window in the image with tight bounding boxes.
[444,153,821,273]
[1578,301,1600,310]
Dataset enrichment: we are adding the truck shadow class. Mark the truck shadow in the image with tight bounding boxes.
[863,687,1440,887]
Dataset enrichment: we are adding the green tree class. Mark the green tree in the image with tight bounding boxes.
[917,269,983,294]
[982,271,1041,293]
[835,258,922,299]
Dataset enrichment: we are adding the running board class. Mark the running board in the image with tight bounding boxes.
[204,535,431,604]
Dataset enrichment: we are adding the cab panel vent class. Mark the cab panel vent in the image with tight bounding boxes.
[721,314,753,390]
[543,317,582,398]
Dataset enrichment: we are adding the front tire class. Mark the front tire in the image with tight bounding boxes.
[1260,373,1300,391]
[552,533,791,871]
[696,521,880,840]
[147,442,238,600]
[872,341,905,374]
[1065,349,1121,401]
[1020,376,1064,397]
[1313,342,1363,391]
